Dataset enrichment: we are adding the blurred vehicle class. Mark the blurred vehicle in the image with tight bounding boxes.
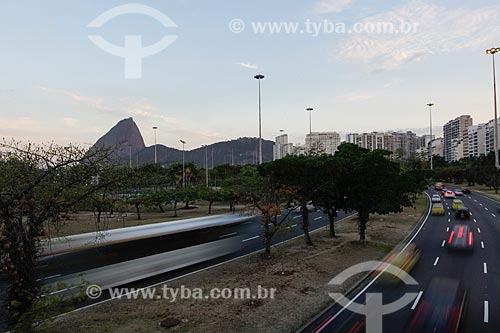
[448,224,473,251]
[451,199,464,210]
[461,187,471,194]
[455,207,470,220]
[293,203,316,213]
[444,191,455,199]
[405,277,466,333]
[432,203,445,216]
[431,194,441,203]
[435,183,444,191]
[454,189,464,196]
[376,244,421,285]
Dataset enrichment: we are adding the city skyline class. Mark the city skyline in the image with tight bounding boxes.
[1,0,500,148]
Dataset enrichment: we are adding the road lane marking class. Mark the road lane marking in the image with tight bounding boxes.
[36,274,62,282]
[474,199,477,202]
[219,232,237,238]
[478,228,481,233]
[484,262,488,274]
[474,219,477,223]
[492,213,496,217]
[481,241,485,249]
[484,301,489,323]
[448,218,451,223]
[485,207,489,211]
[411,291,424,310]
[242,235,260,242]
[448,212,451,216]
[441,240,446,247]
[480,203,483,206]
[293,215,301,219]
[446,227,449,232]
[314,216,323,221]
[433,257,440,266]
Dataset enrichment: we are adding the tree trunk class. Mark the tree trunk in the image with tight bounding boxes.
[358,211,369,243]
[173,201,178,217]
[327,207,337,237]
[158,205,165,213]
[263,221,272,258]
[135,203,141,220]
[301,203,313,246]
[208,201,213,214]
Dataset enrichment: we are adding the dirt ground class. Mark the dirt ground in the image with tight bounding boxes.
[40,198,427,333]
[44,203,240,238]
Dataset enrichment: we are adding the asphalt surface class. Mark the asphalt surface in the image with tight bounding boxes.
[301,189,500,333]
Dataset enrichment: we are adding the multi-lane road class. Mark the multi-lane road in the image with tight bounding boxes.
[301,188,500,333]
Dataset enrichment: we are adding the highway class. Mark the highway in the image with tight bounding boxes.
[301,188,500,333]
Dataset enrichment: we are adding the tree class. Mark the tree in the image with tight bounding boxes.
[0,140,118,327]
[198,188,221,214]
[343,148,413,242]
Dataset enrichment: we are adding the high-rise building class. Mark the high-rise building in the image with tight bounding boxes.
[443,115,473,162]
[416,135,435,160]
[467,124,487,158]
[346,131,417,158]
[305,132,341,155]
[273,134,293,160]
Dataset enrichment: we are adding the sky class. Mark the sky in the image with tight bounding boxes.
[1,0,500,149]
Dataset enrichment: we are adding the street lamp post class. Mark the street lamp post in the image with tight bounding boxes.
[180,140,186,187]
[427,103,434,170]
[254,74,265,164]
[487,47,500,170]
[152,126,158,164]
[204,145,209,187]
[306,108,314,150]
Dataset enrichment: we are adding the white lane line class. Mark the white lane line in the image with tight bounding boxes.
[478,228,482,234]
[219,232,237,238]
[293,215,301,219]
[433,257,440,267]
[287,224,298,229]
[484,301,489,323]
[480,203,483,206]
[36,274,62,282]
[448,218,451,223]
[481,241,485,249]
[446,227,450,232]
[474,199,477,202]
[411,291,424,310]
[474,218,477,223]
[492,213,496,217]
[485,207,489,211]
[470,212,473,216]
[448,212,451,216]
[441,240,446,247]
[314,216,323,221]
[484,262,488,274]
[242,235,260,242]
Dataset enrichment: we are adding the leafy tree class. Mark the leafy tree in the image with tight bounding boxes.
[0,140,118,327]
[198,188,222,214]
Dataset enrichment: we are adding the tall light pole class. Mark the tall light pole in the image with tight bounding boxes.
[306,108,314,150]
[487,47,500,170]
[427,103,434,170]
[203,145,209,187]
[254,74,265,164]
[180,140,186,187]
[152,126,158,164]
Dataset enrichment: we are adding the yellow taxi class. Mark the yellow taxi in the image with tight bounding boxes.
[432,203,445,216]
[452,199,464,211]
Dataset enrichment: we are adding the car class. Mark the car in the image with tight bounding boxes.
[461,187,471,194]
[435,183,444,191]
[454,189,464,196]
[443,191,455,199]
[448,224,473,251]
[455,207,470,220]
[451,199,464,210]
[404,277,466,333]
[293,203,316,213]
[376,244,421,285]
[431,203,445,216]
[431,194,441,203]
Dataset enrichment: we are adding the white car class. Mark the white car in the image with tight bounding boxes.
[431,194,441,203]
[454,190,464,196]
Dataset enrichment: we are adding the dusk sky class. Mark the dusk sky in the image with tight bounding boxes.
[1,0,500,149]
